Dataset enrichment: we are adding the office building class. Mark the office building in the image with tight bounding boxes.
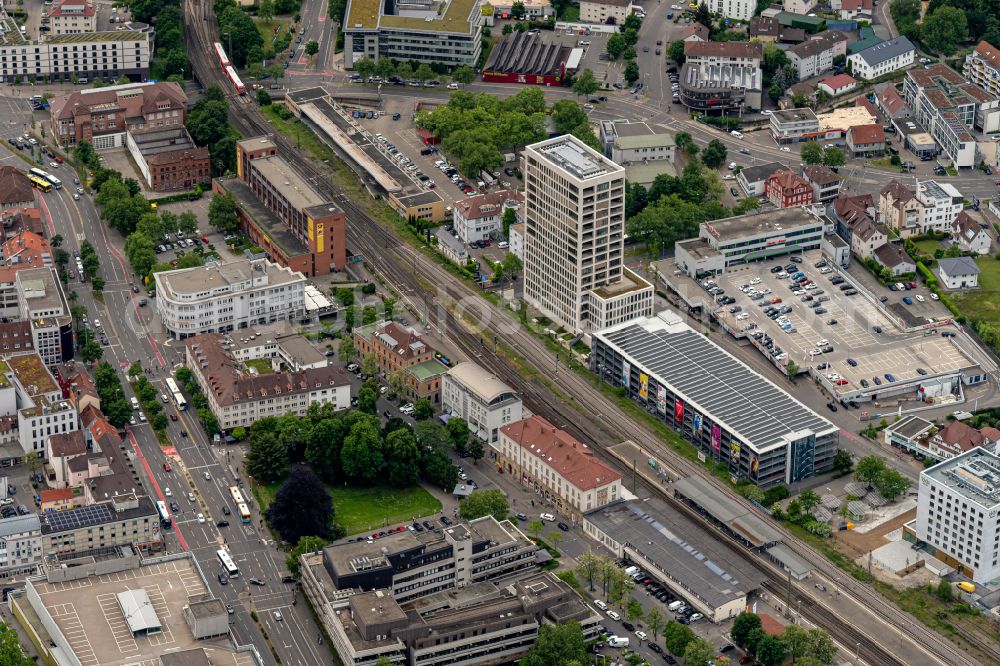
[0,513,42,579]
[0,166,35,210]
[224,135,347,276]
[579,0,634,23]
[770,108,820,144]
[674,207,828,278]
[154,257,307,339]
[49,0,97,35]
[765,169,814,208]
[914,448,1000,583]
[0,26,152,84]
[7,352,78,455]
[441,362,522,444]
[48,81,187,150]
[495,415,622,519]
[679,41,763,111]
[125,127,210,192]
[787,30,848,81]
[522,135,652,334]
[342,0,483,69]
[598,121,676,186]
[40,494,160,555]
[847,36,915,80]
[354,320,434,375]
[184,331,350,431]
[903,63,999,169]
[964,40,1000,100]
[591,310,839,487]
[452,189,523,245]
[17,268,73,368]
[509,222,525,260]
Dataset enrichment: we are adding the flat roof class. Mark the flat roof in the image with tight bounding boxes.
[215,177,309,258]
[818,106,876,131]
[530,135,622,182]
[346,0,479,33]
[250,154,337,212]
[157,257,303,299]
[674,476,782,546]
[397,190,444,207]
[585,499,762,610]
[46,30,147,43]
[924,448,1000,509]
[676,238,722,259]
[595,311,836,453]
[703,207,822,243]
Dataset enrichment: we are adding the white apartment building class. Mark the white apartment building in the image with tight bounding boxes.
[509,222,525,260]
[847,36,915,80]
[0,26,151,83]
[599,121,676,178]
[0,514,42,579]
[16,268,72,368]
[579,0,634,24]
[787,31,848,81]
[915,448,1000,584]
[5,353,78,455]
[704,0,754,20]
[441,362,522,444]
[154,258,306,339]
[185,332,350,431]
[785,0,817,13]
[523,135,651,334]
[452,189,523,245]
[494,415,622,519]
[49,1,97,35]
[964,40,1000,100]
[916,180,963,233]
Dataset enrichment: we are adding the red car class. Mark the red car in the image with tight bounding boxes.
[170,413,178,421]
[770,297,782,304]
[54,156,63,164]
[163,462,171,472]
[202,236,210,244]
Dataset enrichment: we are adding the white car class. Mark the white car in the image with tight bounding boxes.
[915,294,925,302]
[815,339,829,347]
[750,277,761,284]
[0,498,14,506]
[727,162,737,170]
[736,312,749,320]
[197,513,205,524]
[540,512,556,522]
[164,487,172,497]
[583,103,594,110]
[761,110,772,115]
[635,630,647,641]
[723,174,735,180]
[49,162,59,168]
[689,612,704,622]
[930,293,940,300]
[780,146,791,152]
[606,609,621,621]
[594,599,609,611]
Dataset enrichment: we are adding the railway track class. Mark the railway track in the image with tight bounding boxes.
[181,5,995,665]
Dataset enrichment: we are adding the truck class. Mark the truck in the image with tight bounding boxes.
[607,636,630,648]
[480,169,496,186]
[503,152,516,163]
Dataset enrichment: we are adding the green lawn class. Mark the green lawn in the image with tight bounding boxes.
[953,257,1000,323]
[913,239,944,256]
[255,19,290,47]
[253,482,442,536]
[245,358,273,375]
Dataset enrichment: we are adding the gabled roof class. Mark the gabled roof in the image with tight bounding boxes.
[684,41,762,60]
[833,192,875,223]
[683,23,710,40]
[973,40,1000,69]
[0,166,34,206]
[877,84,908,115]
[840,0,873,10]
[937,256,980,276]
[789,30,848,58]
[802,165,840,185]
[952,210,985,240]
[852,36,915,67]
[501,415,621,491]
[766,169,810,192]
[749,15,781,38]
[819,73,857,90]
[454,189,523,221]
[874,243,914,268]
[934,420,989,455]
[849,123,885,145]
[880,180,916,203]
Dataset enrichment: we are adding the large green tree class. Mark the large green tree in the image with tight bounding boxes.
[800,141,824,165]
[573,69,600,97]
[701,139,728,169]
[385,428,421,487]
[683,638,716,666]
[266,466,336,543]
[0,622,33,666]
[341,419,383,482]
[731,612,762,646]
[921,6,968,55]
[521,621,587,666]
[458,488,509,520]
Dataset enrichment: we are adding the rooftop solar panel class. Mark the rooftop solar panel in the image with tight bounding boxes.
[44,503,114,532]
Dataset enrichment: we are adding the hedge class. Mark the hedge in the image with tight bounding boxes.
[916,260,960,318]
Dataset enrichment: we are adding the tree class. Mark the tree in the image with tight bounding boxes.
[421,450,458,489]
[352,57,376,80]
[623,60,640,84]
[626,597,644,622]
[338,337,356,364]
[701,139,728,168]
[385,428,421,487]
[246,429,289,483]
[646,607,665,641]
[780,624,810,663]
[387,368,408,400]
[341,419,383,482]
[0,622,34,666]
[935,578,954,602]
[756,635,787,666]
[746,627,766,657]
[286,535,327,577]
[256,88,272,106]
[80,339,103,363]
[576,550,605,591]
[151,412,169,431]
[361,352,379,378]
[854,455,885,485]
[684,638,716,666]
[305,40,319,57]
[526,519,544,539]
[832,449,853,475]
[800,141,823,165]
[799,489,820,514]
[208,192,238,233]
[258,0,275,21]
[606,32,626,59]
[412,398,433,421]
[415,63,436,81]
[446,417,470,452]
[732,612,762,646]
[573,69,600,97]
[674,131,698,156]
[521,621,587,666]
[873,468,911,500]
[669,39,686,65]
[694,2,711,28]
[552,99,589,134]
[511,0,526,18]
[459,488,509,520]
[663,621,695,657]
[823,146,845,167]
[468,439,484,465]
[921,6,968,56]
[803,628,837,664]
[266,466,335,543]
[451,65,476,85]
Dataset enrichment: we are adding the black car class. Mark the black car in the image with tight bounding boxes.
[249,577,266,586]
[504,167,514,177]
[218,573,229,585]
[441,516,453,526]
[622,621,635,632]
[917,367,928,375]
[282,575,296,583]
[827,403,838,412]
[860,378,870,388]
[515,512,528,521]
[663,655,677,664]
[730,187,740,197]
[222,505,231,515]
[170,501,180,512]
[422,521,434,530]
[649,643,663,653]
[770,265,782,273]
[557,522,570,531]
[216,519,229,527]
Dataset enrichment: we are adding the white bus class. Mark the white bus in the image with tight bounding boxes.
[217,548,240,577]
[165,377,187,411]
[28,167,61,189]
[156,500,171,527]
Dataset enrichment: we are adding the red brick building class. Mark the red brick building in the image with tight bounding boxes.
[765,169,815,208]
[126,127,210,192]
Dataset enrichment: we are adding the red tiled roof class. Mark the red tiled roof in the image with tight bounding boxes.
[974,40,1000,68]
[454,190,523,221]
[50,0,96,17]
[48,430,87,458]
[683,23,710,40]
[878,85,907,114]
[952,210,983,240]
[684,41,762,59]
[841,0,873,10]
[850,123,885,145]
[767,169,810,193]
[500,415,621,491]
[40,487,74,503]
[819,73,857,90]
[935,421,989,454]
[802,165,840,185]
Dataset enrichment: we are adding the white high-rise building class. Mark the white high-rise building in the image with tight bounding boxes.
[522,136,652,335]
[915,448,1000,584]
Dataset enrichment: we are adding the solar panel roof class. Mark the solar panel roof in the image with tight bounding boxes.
[44,503,114,532]
[598,314,836,453]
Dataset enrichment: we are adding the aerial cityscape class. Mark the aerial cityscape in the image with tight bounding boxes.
[1,0,1000,665]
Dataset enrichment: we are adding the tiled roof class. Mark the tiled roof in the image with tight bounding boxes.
[819,73,857,90]
[683,23,710,40]
[767,169,810,193]
[40,487,75,503]
[952,210,983,240]
[802,165,839,185]
[0,166,34,206]
[454,189,523,221]
[790,30,848,58]
[749,16,781,37]
[973,40,1000,68]
[50,0,96,17]
[833,192,875,225]
[873,243,913,268]
[684,41,762,60]
[880,180,915,203]
[48,430,87,458]
[937,256,980,276]
[935,420,989,454]
[841,0,873,10]
[501,415,621,491]
[849,123,885,145]
[877,84,908,114]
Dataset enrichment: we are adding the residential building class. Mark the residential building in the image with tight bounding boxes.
[353,320,435,378]
[937,256,980,290]
[818,73,858,96]
[951,211,991,255]
[847,36,915,80]
[838,0,873,19]
[15,268,73,369]
[876,83,912,120]
[704,0,755,20]
[736,162,785,196]
[765,169,814,208]
[49,0,97,34]
[184,332,350,431]
[964,40,1000,100]
[591,310,839,487]
[850,218,888,259]
[873,243,916,276]
[441,362,522,444]
[495,415,621,518]
[903,63,999,168]
[917,180,964,233]
[674,207,827,277]
[46,430,87,488]
[801,165,841,202]
[404,360,446,404]
[434,227,469,265]
[452,190,523,245]
[579,0,633,24]
[40,494,160,555]
[154,257,307,340]
[489,0,554,19]
[0,25,152,84]
[342,0,483,69]
[2,231,52,269]
[228,135,347,276]
[125,127,210,192]
[787,30,848,81]
[785,0,817,13]
[0,514,41,579]
[522,135,652,334]
[770,108,820,144]
[7,352,78,456]
[849,26,882,54]
[879,180,922,237]
[748,16,781,42]
[39,487,78,512]
[0,167,35,210]
[599,121,676,186]
[48,81,184,150]
[219,321,330,371]
[887,415,1000,462]
[683,22,710,42]
[847,123,886,157]
[913,448,1000,583]
[679,42,763,112]
[509,222,525,260]
[831,192,877,245]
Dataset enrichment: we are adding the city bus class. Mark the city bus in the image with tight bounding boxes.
[29,168,61,189]
[217,548,240,577]
[165,377,187,411]
[230,486,252,523]
[29,176,52,193]
[156,500,172,528]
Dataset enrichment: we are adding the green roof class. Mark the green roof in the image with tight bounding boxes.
[47,31,147,43]
[775,11,825,27]
[346,0,478,33]
[408,359,447,381]
[0,360,10,389]
[354,321,381,339]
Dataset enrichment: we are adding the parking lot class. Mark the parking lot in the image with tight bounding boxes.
[710,250,976,402]
[844,257,952,324]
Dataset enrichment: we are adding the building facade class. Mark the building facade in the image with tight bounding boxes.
[7,352,78,456]
[847,36,915,80]
[154,258,307,339]
[952,211,991,255]
[769,108,820,144]
[765,169,815,208]
[40,495,160,555]
[0,167,35,210]
[49,0,98,35]
[0,29,151,84]
[679,41,763,111]
[937,256,980,290]
[787,30,848,81]
[846,123,886,156]
[916,180,964,233]
[441,362,523,444]
[705,0,754,20]
[452,190,523,245]
[579,0,633,24]
[353,320,435,378]
[599,121,676,175]
[801,165,841,202]
[879,180,923,237]
[125,128,210,192]
[964,40,1000,100]
[0,514,41,579]
[494,415,622,519]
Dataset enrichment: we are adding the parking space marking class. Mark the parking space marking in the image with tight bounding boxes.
[48,603,99,666]
[97,592,140,655]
